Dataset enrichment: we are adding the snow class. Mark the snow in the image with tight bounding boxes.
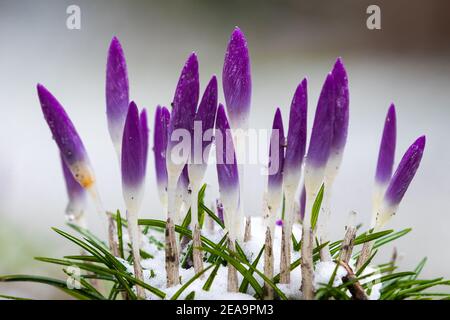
[313,261,347,289]
[117,217,383,300]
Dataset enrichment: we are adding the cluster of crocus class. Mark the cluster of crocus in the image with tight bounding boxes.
[357,105,426,269]
[37,27,426,300]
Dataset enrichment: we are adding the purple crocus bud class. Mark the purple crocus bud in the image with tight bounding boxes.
[37,84,95,189]
[60,154,86,222]
[283,79,308,198]
[167,53,199,156]
[215,104,240,240]
[222,27,252,129]
[325,58,349,183]
[267,108,285,214]
[268,108,285,192]
[377,136,426,228]
[375,104,397,187]
[166,53,199,219]
[189,75,218,181]
[189,76,218,229]
[121,101,148,213]
[371,104,396,226]
[140,108,149,175]
[275,219,283,227]
[106,36,129,157]
[153,106,171,207]
[304,73,336,197]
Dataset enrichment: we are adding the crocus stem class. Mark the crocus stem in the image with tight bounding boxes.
[87,186,119,257]
[356,228,376,270]
[279,194,295,284]
[301,198,315,300]
[227,238,238,292]
[165,217,180,287]
[126,208,145,299]
[234,129,247,241]
[319,188,332,262]
[190,183,204,276]
[339,213,358,264]
[263,227,274,300]
[166,174,180,287]
[244,217,251,242]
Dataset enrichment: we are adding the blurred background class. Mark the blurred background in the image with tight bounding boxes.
[1,0,449,298]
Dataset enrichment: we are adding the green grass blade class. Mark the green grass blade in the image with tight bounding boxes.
[170,264,214,300]
[311,184,324,230]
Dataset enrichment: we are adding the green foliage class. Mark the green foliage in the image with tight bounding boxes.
[1,185,449,300]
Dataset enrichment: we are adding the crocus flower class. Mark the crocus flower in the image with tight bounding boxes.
[166,53,199,220]
[283,79,308,201]
[188,76,218,228]
[37,84,95,189]
[325,58,349,184]
[376,135,426,228]
[60,153,86,224]
[140,108,149,174]
[304,73,336,200]
[121,101,148,298]
[106,36,129,158]
[189,76,218,178]
[121,101,148,211]
[153,106,170,209]
[215,104,240,241]
[372,104,396,226]
[279,79,307,284]
[266,107,285,233]
[222,27,252,130]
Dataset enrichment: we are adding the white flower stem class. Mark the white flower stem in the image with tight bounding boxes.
[301,197,315,300]
[319,188,332,262]
[227,238,238,292]
[87,185,119,257]
[126,208,145,299]
[263,227,274,300]
[279,192,295,284]
[339,213,358,264]
[166,173,180,287]
[190,182,204,276]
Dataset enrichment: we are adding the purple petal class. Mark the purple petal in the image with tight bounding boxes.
[140,108,149,176]
[121,102,145,189]
[215,104,240,194]
[275,219,283,226]
[37,84,94,188]
[60,153,86,217]
[168,53,199,151]
[153,106,170,192]
[192,75,218,163]
[268,107,285,191]
[330,58,349,157]
[222,27,252,129]
[306,73,336,169]
[375,104,396,185]
[383,135,425,207]
[284,79,308,184]
[106,36,129,152]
